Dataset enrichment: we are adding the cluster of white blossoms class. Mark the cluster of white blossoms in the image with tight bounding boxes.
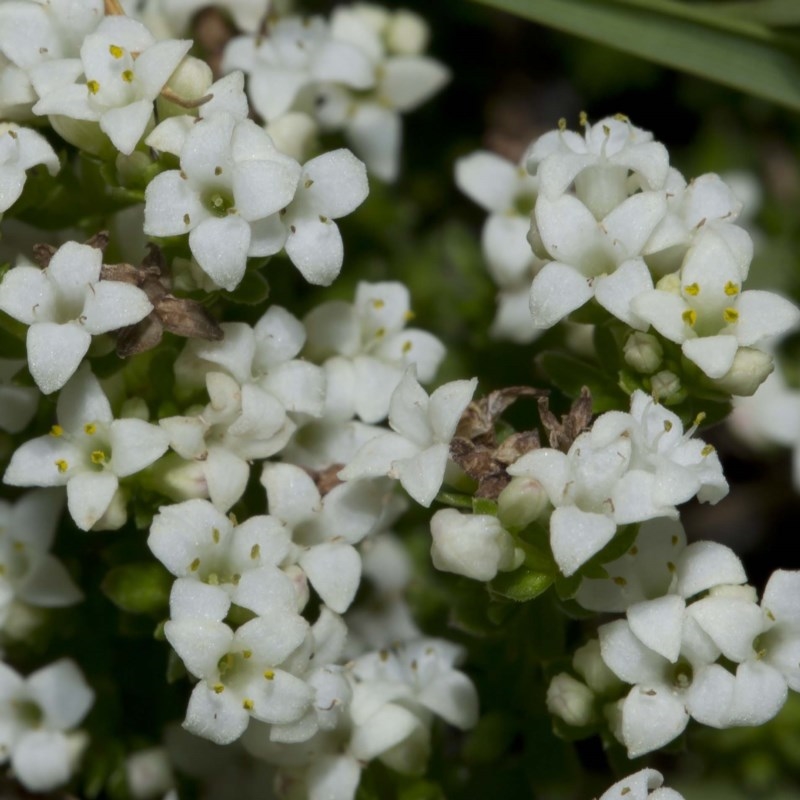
[546,517,800,758]
[457,116,799,401]
[2,0,800,796]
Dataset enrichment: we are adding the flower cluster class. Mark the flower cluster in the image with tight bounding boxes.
[458,115,799,400]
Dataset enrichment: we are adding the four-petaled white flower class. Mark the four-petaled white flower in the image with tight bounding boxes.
[0,658,94,792]
[4,365,170,531]
[0,241,152,394]
[0,123,60,213]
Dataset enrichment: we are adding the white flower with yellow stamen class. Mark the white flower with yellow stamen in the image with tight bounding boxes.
[3,365,169,531]
[633,229,800,381]
[32,16,191,155]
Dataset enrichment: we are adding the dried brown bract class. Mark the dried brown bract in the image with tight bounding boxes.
[538,387,593,452]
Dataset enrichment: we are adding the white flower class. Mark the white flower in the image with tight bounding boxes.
[165,578,314,745]
[4,365,169,530]
[597,769,685,800]
[0,241,152,394]
[148,498,295,603]
[33,16,191,155]
[303,281,445,422]
[0,123,60,213]
[256,148,369,286]
[429,508,522,582]
[222,16,374,122]
[0,658,94,792]
[632,229,800,380]
[0,489,82,630]
[526,115,669,216]
[546,672,595,728]
[338,367,477,507]
[455,149,541,343]
[528,190,664,330]
[143,113,301,291]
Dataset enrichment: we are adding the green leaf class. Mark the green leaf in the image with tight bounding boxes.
[435,490,475,510]
[537,350,627,412]
[472,0,800,111]
[463,713,519,765]
[698,0,800,27]
[398,780,446,800]
[490,567,553,602]
[101,562,172,615]
[224,268,270,306]
[472,496,498,516]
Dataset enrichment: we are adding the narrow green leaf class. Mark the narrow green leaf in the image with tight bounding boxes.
[698,0,800,27]
[472,0,800,111]
[537,350,627,412]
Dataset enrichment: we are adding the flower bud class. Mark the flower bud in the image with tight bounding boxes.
[126,747,174,799]
[708,583,758,603]
[94,487,128,530]
[386,11,429,55]
[546,673,595,727]
[712,347,773,397]
[650,370,683,402]
[157,56,212,120]
[498,475,549,529]
[572,639,622,695]
[624,332,663,375]
[265,112,319,162]
[430,508,520,582]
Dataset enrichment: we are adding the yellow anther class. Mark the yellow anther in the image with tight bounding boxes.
[401,340,413,354]
[663,420,673,432]
[243,698,255,710]
[212,527,220,544]
[723,307,739,324]
[0,565,5,576]
[214,166,223,176]
[629,545,638,556]
[578,111,587,127]
[13,541,24,553]
[724,281,740,296]
[87,80,100,94]
[767,609,776,622]
[671,535,679,546]
[602,124,611,137]
[684,282,700,296]
[91,450,106,464]
[84,422,97,435]
[242,650,252,659]
[372,299,385,309]
[183,213,190,225]
[701,444,715,457]
[613,112,629,122]
[403,310,415,322]
[109,44,124,58]
[263,669,275,680]
[50,425,64,437]
[250,544,260,560]
[55,459,69,473]
[558,117,567,131]
[189,557,201,572]
[304,178,314,188]
[213,683,225,694]
[121,69,134,83]
[612,576,627,587]
[232,573,241,586]
[681,309,697,327]
[207,573,219,586]
[374,326,386,338]
[693,412,706,426]
[667,561,676,573]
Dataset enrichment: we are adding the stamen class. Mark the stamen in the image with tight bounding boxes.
[684,282,700,296]
[724,281,740,296]
[723,307,739,324]
[109,44,124,58]
[50,425,64,437]
[87,80,100,94]
[682,309,697,327]
[84,422,97,435]
[55,459,69,473]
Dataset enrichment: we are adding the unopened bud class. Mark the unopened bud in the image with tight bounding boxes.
[386,10,429,55]
[126,747,174,799]
[708,583,758,603]
[712,347,773,397]
[624,332,663,375]
[265,112,319,162]
[157,56,212,120]
[546,673,595,727]
[498,476,549,529]
[573,639,622,694]
[430,508,521,582]
[650,370,682,402]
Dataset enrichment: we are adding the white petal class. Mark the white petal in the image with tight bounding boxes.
[529,262,593,329]
[380,56,449,111]
[29,659,93,729]
[429,377,478,442]
[27,323,91,395]
[109,419,169,476]
[395,443,449,507]
[232,158,300,222]
[599,619,667,685]
[550,506,616,576]
[184,683,249,745]
[302,149,369,218]
[100,99,153,156]
[261,462,321,526]
[284,215,343,286]
[729,660,787,726]
[345,103,401,182]
[627,595,685,663]
[12,730,72,792]
[621,686,689,757]
[189,215,250,291]
[676,541,746,599]
[682,335,739,379]
[688,596,763,662]
[455,151,519,213]
[144,170,206,237]
[67,471,118,530]
[735,290,800,346]
[80,281,152,334]
[299,542,361,613]
[204,446,250,512]
[762,569,800,623]
[594,258,653,329]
